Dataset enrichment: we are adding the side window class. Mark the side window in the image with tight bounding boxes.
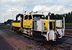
[49,22,55,30]
[49,22,52,30]
[17,16,21,21]
[52,22,55,30]
[25,15,28,20]
[24,15,32,20]
[46,15,48,19]
[29,15,32,20]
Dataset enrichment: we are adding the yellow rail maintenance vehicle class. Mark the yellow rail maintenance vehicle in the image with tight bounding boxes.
[12,12,65,41]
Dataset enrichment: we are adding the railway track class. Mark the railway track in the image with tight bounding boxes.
[33,34,72,50]
[7,29,72,50]
[0,29,72,50]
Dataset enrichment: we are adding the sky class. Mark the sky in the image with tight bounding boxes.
[0,0,72,23]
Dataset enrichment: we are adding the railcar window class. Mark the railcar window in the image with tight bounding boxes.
[49,22,52,30]
[49,22,55,30]
[25,15,28,20]
[29,15,32,20]
[17,16,21,21]
[53,22,55,30]
[33,15,46,19]
[16,16,21,22]
[24,15,32,20]
[46,15,48,19]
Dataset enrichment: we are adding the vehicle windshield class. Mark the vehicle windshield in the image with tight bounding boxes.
[33,15,46,19]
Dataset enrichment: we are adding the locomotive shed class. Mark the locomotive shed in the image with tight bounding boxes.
[0,25,72,50]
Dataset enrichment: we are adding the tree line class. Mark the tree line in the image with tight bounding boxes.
[50,11,72,23]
